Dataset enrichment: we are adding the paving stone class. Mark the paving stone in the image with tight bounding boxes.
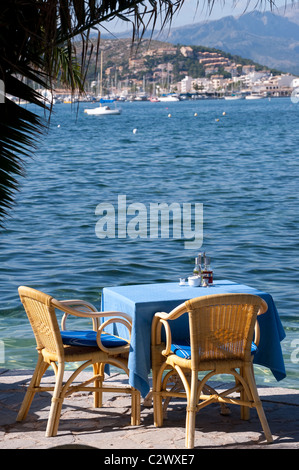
[0,369,298,450]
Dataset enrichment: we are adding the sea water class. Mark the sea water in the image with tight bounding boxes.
[0,98,298,389]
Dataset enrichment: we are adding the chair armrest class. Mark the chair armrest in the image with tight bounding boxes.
[151,312,175,356]
[96,317,132,353]
[152,302,188,355]
[52,298,132,333]
[259,299,268,315]
[57,299,98,329]
[254,298,269,347]
[58,299,98,312]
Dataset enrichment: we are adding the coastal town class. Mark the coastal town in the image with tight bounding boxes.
[51,39,299,103]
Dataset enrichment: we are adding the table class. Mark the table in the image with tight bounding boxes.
[101,280,286,398]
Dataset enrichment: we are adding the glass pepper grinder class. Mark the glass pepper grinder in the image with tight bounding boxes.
[202,254,213,284]
[193,256,200,276]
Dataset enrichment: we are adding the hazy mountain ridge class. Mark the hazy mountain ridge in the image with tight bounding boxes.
[103,5,299,75]
[276,3,299,25]
[156,9,299,75]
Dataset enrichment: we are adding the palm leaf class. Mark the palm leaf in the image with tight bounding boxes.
[0,98,45,221]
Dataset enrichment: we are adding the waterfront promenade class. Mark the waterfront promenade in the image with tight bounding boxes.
[0,368,298,450]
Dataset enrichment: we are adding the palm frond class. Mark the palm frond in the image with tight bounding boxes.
[0,98,45,222]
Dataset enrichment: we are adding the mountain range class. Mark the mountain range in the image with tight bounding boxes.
[105,5,299,75]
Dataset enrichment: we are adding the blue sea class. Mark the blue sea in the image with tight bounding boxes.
[0,98,298,389]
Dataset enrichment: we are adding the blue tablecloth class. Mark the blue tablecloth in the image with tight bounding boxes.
[101,280,286,397]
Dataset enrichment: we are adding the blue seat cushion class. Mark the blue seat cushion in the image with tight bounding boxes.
[170,340,258,359]
[61,330,128,348]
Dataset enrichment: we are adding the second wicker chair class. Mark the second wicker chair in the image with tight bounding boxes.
[151,293,273,448]
[17,286,140,437]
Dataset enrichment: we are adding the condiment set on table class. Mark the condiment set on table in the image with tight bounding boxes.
[180,252,213,287]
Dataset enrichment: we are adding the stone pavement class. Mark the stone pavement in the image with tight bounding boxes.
[0,368,299,450]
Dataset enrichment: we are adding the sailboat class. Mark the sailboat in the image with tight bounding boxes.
[224,94,244,100]
[84,98,122,115]
[84,52,121,116]
[245,93,265,100]
[223,81,244,100]
[159,94,180,102]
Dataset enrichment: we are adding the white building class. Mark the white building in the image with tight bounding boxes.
[180,46,193,58]
[278,74,297,87]
[191,77,210,93]
[211,75,224,90]
[180,75,193,93]
[242,71,270,87]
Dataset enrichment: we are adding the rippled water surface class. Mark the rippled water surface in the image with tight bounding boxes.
[0,98,298,388]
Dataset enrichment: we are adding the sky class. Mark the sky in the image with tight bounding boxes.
[99,0,292,34]
[158,0,288,25]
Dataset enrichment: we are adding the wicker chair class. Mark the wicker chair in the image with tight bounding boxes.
[16,286,140,437]
[151,293,273,448]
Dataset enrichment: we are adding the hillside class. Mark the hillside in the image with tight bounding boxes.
[75,37,279,87]
[101,5,299,75]
[151,10,299,75]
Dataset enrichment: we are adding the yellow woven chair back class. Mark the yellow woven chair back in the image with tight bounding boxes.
[185,293,263,366]
[19,286,63,358]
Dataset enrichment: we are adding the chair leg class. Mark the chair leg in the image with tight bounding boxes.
[131,388,141,425]
[186,407,197,449]
[239,367,250,420]
[185,371,197,449]
[93,363,104,408]
[152,366,164,427]
[153,393,163,427]
[17,354,48,422]
[245,365,273,443]
[46,362,64,437]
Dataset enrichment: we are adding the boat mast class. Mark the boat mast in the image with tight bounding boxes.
[100,51,103,99]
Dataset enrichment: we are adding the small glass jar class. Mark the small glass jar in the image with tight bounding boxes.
[193,255,201,277]
[202,255,213,284]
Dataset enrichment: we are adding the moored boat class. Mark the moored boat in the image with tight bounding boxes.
[84,50,121,115]
[84,99,121,115]
[224,94,244,100]
[159,94,180,102]
[245,93,265,100]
